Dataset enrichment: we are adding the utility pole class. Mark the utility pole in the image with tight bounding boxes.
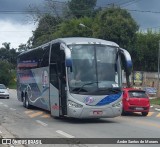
[156,40,160,97]
[79,23,92,36]
[79,23,91,31]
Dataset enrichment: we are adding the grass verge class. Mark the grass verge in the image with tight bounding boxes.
[8,82,16,89]
[150,98,160,105]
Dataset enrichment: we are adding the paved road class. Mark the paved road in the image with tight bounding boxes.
[0,89,160,147]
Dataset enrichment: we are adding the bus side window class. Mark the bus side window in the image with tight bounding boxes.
[40,46,50,67]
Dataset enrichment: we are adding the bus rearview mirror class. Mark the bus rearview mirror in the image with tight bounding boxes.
[120,48,132,75]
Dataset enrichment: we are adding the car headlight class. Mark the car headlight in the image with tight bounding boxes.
[112,100,122,108]
[68,100,83,108]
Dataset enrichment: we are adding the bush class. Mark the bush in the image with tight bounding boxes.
[0,60,13,86]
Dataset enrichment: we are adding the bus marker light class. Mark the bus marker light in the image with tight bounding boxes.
[68,100,83,108]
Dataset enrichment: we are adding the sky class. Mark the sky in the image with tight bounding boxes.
[0,0,160,48]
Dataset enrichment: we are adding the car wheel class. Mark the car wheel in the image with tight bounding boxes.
[142,112,148,116]
[121,109,126,116]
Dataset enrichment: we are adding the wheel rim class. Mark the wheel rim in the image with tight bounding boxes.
[23,96,26,107]
[25,96,29,107]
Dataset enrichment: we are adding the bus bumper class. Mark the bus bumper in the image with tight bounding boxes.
[67,106,122,118]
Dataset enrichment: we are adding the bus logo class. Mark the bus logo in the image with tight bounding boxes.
[42,70,48,87]
[84,96,94,105]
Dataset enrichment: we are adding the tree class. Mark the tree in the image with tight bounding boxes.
[0,46,18,67]
[27,0,69,47]
[68,0,97,18]
[93,6,139,50]
[0,43,17,87]
[132,30,160,71]
[28,0,98,47]
[18,44,28,52]
[32,14,61,47]
[2,42,11,50]
[53,17,93,38]
[0,60,13,86]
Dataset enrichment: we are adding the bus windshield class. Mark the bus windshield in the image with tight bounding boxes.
[67,44,121,95]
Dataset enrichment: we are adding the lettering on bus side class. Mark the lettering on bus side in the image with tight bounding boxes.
[52,103,59,110]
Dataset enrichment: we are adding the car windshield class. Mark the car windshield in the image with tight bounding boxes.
[129,91,148,98]
[67,44,121,95]
[0,84,6,89]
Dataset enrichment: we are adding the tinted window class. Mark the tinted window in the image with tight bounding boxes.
[18,45,50,69]
[40,46,50,67]
[50,43,61,64]
[129,91,148,98]
[18,48,42,69]
[50,43,64,74]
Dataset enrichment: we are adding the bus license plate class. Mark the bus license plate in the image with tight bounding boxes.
[93,111,103,115]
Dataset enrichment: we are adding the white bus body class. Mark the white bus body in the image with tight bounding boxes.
[17,37,132,118]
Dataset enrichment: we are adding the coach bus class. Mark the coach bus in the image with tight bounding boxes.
[17,37,132,118]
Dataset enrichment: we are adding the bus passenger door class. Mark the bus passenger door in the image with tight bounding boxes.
[59,61,67,116]
[50,63,60,117]
[50,43,67,117]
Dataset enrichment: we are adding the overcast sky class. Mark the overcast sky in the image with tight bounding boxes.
[0,0,160,48]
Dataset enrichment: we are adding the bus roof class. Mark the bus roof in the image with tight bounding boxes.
[18,37,119,56]
[53,37,119,47]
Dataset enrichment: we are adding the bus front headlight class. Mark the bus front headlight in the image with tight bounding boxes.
[112,100,122,108]
[68,100,83,108]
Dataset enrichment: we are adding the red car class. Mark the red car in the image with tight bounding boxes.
[122,88,150,116]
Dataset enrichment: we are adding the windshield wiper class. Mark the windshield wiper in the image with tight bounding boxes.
[74,81,99,94]
[98,87,121,93]
[108,87,121,93]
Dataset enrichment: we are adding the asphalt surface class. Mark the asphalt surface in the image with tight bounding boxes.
[0,89,160,147]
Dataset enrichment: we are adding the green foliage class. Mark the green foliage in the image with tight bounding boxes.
[28,3,160,73]
[68,0,97,18]
[18,44,28,52]
[32,14,61,47]
[150,98,160,105]
[0,60,13,86]
[93,6,139,49]
[0,48,18,67]
[8,69,17,89]
[53,17,93,38]
[0,43,17,87]
[2,42,11,50]
[132,30,160,71]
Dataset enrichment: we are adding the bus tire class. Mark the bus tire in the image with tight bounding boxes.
[24,93,31,109]
[23,95,26,108]
[21,92,24,102]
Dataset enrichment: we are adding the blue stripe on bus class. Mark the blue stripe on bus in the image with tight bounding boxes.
[96,93,122,106]
[127,60,132,68]
[66,59,72,67]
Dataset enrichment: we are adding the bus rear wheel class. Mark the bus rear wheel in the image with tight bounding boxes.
[23,95,26,108]
[23,94,31,109]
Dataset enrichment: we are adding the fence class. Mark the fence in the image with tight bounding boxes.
[123,71,159,97]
